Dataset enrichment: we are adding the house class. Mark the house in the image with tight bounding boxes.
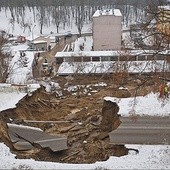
[27,35,51,51]
[157,6,170,37]
[92,9,122,51]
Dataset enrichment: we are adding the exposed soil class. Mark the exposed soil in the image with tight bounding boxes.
[0,74,160,163]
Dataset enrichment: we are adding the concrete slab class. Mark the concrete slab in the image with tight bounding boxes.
[13,141,34,151]
[7,123,68,152]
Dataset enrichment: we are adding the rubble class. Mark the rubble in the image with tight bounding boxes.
[100,99,121,132]
[0,75,156,163]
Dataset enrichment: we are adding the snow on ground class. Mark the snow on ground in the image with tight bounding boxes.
[73,36,93,52]
[0,91,26,112]
[0,83,40,112]
[105,92,170,117]
[6,51,34,84]
[0,142,169,169]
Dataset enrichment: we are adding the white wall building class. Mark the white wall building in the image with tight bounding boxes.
[92,9,122,51]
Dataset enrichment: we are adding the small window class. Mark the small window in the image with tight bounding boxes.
[156,55,165,60]
[74,57,82,62]
[138,55,146,61]
[119,56,128,61]
[56,58,63,64]
[129,56,137,61]
[92,57,100,61]
[101,56,110,61]
[65,57,73,62]
[110,56,118,61]
[83,57,91,62]
[147,55,155,60]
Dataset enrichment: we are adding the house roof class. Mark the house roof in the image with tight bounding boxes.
[55,50,170,58]
[32,40,47,44]
[93,9,122,17]
[158,6,170,11]
[27,35,50,41]
[27,35,40,41]
[55,51,121,58]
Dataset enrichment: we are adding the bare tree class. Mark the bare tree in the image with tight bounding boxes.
[52,6,61,33]
[0,36,10,83]
[37,6,47,34]
[75,0,85,37]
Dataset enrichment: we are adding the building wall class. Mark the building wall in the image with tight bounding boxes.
[93,14,122,51]
[34,43,47,51]
[34,36,51,49]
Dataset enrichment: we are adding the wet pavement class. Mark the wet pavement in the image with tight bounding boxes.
[109,116,170,145]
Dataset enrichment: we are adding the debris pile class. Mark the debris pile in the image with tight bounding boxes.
[0,75,155,163]
[0,84,128,163]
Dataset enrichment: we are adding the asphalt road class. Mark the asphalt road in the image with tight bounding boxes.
[109,116,170,145]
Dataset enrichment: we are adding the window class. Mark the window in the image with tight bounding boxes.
[138,55,146,61]
[83,57,91,62]
[128,56,137,61]
[110,56,118,61]
[74,57,82,62]
[119,56,128,61]
[156,55,165,60]
[101,56,110,61]
[147,55,155,60]
[92,57,100,61]
[56,58,63,64]
[65,57,73,62]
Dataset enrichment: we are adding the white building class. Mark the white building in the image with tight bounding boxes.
[92,9,122,51]
[55,50,170,75]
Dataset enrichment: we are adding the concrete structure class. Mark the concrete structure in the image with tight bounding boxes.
[7,123,68,152]
[92,9,122,51]
[27,35,51,51]
[55,50,170,75]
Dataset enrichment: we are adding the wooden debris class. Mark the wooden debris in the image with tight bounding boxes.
[37,98,50,107]
[61,151,80,161]
[58,125,76,133]
[23,120,73,123]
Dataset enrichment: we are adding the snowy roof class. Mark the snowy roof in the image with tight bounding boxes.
[158,6,170,10]
[8,37,18,41]
[26,35,41,41]
[55,50,170,58]
[33,40,47,44]
[56,51,120,57]
[27,35,49,41]
[93,9,122,17]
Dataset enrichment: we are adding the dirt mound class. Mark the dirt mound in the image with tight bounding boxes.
[100,100,121,131]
